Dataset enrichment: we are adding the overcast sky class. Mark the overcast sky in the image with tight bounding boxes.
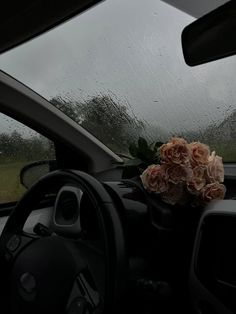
[0,0,235,139]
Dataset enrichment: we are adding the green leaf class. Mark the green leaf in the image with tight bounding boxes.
[126,138,163,174]
[150,142,156,151]
[154,141,164,150]
[124,158,142,167]
[129,143,138,157]
[146,149,156,161]
[153,153,160,164]
[138,137,148,152]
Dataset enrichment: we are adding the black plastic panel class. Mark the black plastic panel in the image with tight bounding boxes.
[196,215,236,312]
[190,201,236,314]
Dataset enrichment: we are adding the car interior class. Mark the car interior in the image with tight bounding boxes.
[0,1,236,314]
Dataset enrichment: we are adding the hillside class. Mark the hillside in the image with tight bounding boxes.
[203,110,236,143]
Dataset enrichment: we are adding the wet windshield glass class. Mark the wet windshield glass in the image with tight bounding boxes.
[0,0,235,161]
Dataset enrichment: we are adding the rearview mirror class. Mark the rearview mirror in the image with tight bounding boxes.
[20,160,57,189]
[182,1,236,66]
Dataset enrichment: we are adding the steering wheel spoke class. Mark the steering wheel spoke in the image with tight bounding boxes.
[64,238,106,313]
[0,231,38,265]
[67,268,103,314]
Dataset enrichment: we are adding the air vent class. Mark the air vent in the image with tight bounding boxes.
[52,186,83,237]
[55,191,79,225]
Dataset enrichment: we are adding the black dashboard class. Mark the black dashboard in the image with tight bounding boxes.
[0,175,236,314]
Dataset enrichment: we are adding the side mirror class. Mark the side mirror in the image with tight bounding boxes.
[20,160,57,189]
[182,1,236,66]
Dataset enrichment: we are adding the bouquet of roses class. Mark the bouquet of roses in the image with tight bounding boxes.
[140,137,226,206]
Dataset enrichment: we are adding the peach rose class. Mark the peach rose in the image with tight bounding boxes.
[161,184,187,206]
[160,137,190,165]
[167,164,193,184]
[200,182,226,203]
[187,166,207,194]
[189,142,210,166]
[207,151,224,183]
[140,164,169,193]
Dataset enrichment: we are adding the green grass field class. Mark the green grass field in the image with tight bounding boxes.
[0,162,27,204]
[209,142,236,162]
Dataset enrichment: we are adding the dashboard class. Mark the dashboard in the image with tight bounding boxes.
[0,175,236,314]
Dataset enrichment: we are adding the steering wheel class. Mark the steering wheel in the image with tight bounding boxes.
[0,170,127,314]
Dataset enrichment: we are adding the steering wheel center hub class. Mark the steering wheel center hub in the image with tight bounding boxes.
[11,236,77,313]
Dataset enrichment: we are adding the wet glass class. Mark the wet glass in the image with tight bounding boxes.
[0,113,55,203]
[0,0,235,161]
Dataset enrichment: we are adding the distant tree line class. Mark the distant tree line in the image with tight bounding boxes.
[0,94,150,164]
[0,131,54,163]
[0,93,144,164]
[51,94,145,153]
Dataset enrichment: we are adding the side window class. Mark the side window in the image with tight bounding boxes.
[0,112,55,204]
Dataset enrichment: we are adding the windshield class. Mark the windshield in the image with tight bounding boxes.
[0,0,235,161]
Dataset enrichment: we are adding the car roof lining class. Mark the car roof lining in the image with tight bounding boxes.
[0,0,228,54]
[0,0,103,54]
